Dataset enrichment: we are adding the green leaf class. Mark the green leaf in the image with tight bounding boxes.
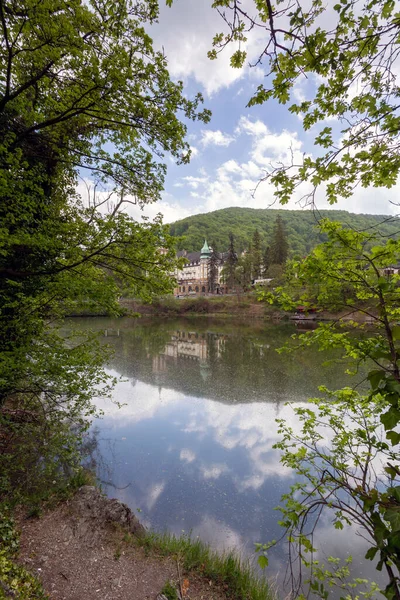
[258,554,269,569]
[384,507,400,531]
[381,408,400,431]
[386,431,400,446]
[391,326,400,341]
[368,369,386,390]
[365,546,379,561]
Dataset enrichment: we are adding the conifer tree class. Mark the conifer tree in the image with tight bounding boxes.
[270,216,288,265]
[208,243,219,293]
[263,246,271,276]
[225,232,238,290]
[251,229,263,279]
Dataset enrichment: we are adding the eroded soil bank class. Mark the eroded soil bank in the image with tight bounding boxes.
[17,487,266,600]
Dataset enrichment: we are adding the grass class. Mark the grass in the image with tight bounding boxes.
[131,531,275,600]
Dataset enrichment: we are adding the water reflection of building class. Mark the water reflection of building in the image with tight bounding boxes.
[152,330,225,374]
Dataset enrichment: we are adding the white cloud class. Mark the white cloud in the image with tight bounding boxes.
[168,114,400,216]
[200,129,235,147]
[237,116,303,166]
[169,116,310,213]
[76,180,193,224]
[182,175,209,189]
[149,0,268,96]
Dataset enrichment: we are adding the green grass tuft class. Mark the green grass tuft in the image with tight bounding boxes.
[135,532,275,600]
[160,579,180,600]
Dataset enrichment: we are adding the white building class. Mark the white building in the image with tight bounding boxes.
[174,240,229,296]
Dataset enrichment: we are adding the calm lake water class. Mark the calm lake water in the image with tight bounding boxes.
[72,316,383,594]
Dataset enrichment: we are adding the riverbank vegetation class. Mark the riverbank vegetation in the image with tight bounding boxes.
[0,0,210,594]
[121,294,268,318]
[2,0,400,598]
[131,531,273,600]
[258,221,400,598]
[209,0,400,597]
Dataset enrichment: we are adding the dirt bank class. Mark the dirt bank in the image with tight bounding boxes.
[17,487,266,600]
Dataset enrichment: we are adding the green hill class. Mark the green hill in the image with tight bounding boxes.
[169,207,400,256]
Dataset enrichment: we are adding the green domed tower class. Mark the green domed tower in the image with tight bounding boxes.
[200,240,211,259]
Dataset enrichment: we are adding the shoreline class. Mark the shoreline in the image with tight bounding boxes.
[66,295,377,325]
[14,485,274,600]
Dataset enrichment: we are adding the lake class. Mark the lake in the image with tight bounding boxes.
[72,316,383,594]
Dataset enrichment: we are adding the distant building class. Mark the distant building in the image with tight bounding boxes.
[381,263,400,276]
[174,240,229,296]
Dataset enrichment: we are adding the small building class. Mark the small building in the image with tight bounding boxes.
[381,263,400,276]
[174,240,229,297]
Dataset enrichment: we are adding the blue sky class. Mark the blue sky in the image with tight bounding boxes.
[81,0,400,224]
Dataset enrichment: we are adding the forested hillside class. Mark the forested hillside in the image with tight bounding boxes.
[169,208,400,255]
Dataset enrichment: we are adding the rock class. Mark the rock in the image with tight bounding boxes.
[71,486,146,538]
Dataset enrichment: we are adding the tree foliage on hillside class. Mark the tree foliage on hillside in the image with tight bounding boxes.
[169,208,400,256]
[0,0,209,500]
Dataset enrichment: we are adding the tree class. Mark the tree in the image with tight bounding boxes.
[270,216,288,266]
[210,0,400,206]
[208,243,219,293]
[224,232,238,290]
[207,3,400,595]
[0,0,209,499]
[263,246,271,277]
[258,221,400,599]
[235,251,252,291]
[251,229,263,279]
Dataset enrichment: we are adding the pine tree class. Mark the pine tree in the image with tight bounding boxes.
[270,216,288,265]
[263,246,271,276]
[225,232,238,290]
[208,243,219,293]
[251,229,263,279]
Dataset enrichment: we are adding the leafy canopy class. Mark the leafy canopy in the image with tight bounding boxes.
[210,0,400,205]
[259,222,400,599]
[0,0,209,500]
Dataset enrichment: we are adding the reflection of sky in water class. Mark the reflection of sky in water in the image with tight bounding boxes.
[81,317,385,596]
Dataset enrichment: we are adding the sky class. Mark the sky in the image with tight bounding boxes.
[84,0,400,224]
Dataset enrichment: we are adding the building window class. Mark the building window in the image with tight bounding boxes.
[195,286,199,292]
[188,286,192,292]
[182,286,185,292]
[202,286,205,293]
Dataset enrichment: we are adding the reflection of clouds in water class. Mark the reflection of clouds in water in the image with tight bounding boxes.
[96,371,303,495]
[95,372,186,423]
[180,448,196,463]
[312,512,383,581]
[187,402,299,490]
[190,515,244,554]
[146,481,166,511]
[200,464,229,480]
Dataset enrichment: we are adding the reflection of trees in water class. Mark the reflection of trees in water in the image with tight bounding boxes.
[81,427,131,490]
[102,319,357,405]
